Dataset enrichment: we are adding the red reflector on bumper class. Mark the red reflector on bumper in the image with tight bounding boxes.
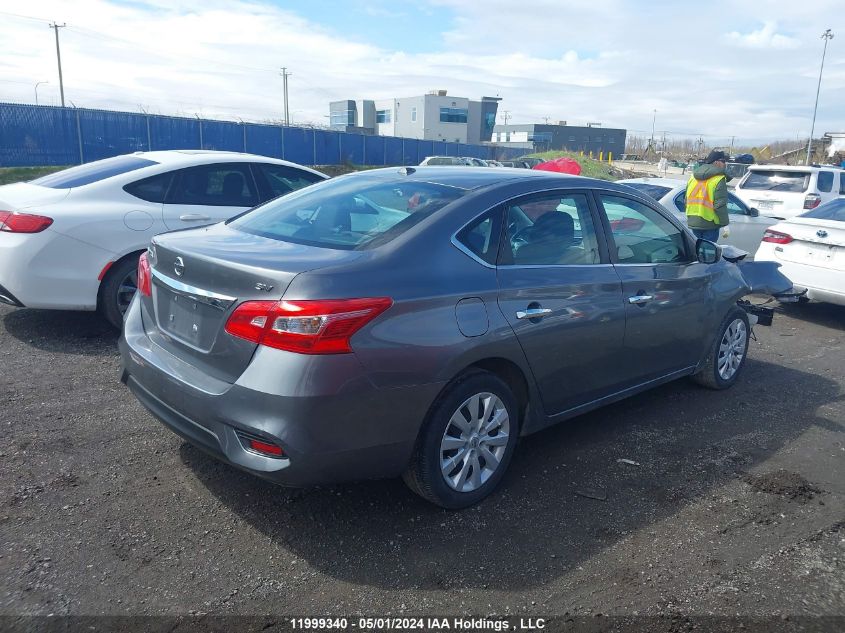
[248,439,284,457]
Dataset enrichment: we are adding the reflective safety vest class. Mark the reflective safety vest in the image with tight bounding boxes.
[685,175,724,223]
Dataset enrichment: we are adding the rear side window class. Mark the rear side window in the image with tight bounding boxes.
[816,171,833,193]
[741,170,809,193]
[124,172,173,203]
[31,156,158,189]
[229,177,466,250]
[840,173,845,195]
[801,199,845,222]
[168,163,258,207]
[254,163,324,201]
[456,211,502,265]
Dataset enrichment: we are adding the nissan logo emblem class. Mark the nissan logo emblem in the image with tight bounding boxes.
[817,230,828,238]
[174,257,185,277]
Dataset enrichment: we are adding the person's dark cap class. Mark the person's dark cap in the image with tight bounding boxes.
[704,150,729,164]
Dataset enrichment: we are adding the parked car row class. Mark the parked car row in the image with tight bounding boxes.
[734,164,845,220]
[419,156,545,169]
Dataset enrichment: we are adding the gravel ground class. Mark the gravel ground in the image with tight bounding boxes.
[0,300,843,626]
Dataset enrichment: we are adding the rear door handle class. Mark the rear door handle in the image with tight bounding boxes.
[628,294,654,305]
[516,308,552,320]
[179,214,211,222]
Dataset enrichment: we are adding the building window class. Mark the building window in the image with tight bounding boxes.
[411,107,417,122]
[376,109,392,123]
[607,138,615,144]
[569,136,576,142]
[330,110,355,126]
[439,107,468,123]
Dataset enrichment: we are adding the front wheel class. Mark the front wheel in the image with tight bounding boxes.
[98,256,140,330]
[691,307,750,390]
[403,371,519,509]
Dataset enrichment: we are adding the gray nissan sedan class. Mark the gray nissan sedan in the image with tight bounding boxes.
[120,167,792,508]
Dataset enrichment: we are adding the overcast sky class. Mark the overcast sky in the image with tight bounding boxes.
[0,0,842,145]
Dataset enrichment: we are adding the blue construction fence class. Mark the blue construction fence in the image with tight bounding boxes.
[0,102,527,168]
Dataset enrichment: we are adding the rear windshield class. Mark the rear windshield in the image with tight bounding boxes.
[622,183,673,200]
[31,156,158,188]
[801,199,845,222]
[741,170,809,193]
[229,177,466,250]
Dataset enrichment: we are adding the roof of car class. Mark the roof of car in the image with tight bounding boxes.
[129,150,294,167]
[747,164,843,172]
[617,177,687,190]
[344,166,643,193]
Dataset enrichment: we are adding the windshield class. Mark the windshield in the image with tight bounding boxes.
[229,176,467,250]
[800,199,845,222]
[741,170,809,193]
[31,155,159,189]
[622,183,672,200]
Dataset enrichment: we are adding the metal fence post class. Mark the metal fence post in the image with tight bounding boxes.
[198,119,203,149]
[313,130,316,166]
[362,137,366,166]
[243,123,247,152]
[75,108,84,164]
[280,125,285,159]
[401,138,405,165]
[146,116,152,151]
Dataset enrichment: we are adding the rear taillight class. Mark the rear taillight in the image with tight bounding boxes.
[137,252,152,297]
[804,194,821,209]
[248,439,284,457]
[225,297,393,354]
[762,230,793,244]
[0,211,54,233]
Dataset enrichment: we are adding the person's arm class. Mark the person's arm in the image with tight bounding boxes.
[713,177,729,226]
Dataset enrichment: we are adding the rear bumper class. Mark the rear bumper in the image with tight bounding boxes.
[0,281,24,307]
[755,254,845,306]
[119,298,444,487]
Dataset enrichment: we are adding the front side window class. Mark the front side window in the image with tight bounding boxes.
[741,170,809,193]
[411,107,417,122]
[440,107,468,124]
[168,163,258,207]
[599,194,689,264]
[816,171,833,193]
[376,109,392,124]
[229,178,466,250]
[503,193,602,266]
[32,156,158,189]
[254,164,324,200]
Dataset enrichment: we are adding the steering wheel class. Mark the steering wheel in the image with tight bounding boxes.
[510,224,535,249]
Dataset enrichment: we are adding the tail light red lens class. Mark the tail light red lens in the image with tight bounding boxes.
[0,211,54,233]
[225,297,393,354]
[248,439,284,457]
[762,230,793,244]
[137,252,152,297]
[803,194,821,209]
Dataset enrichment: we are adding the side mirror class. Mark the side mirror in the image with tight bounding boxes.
[696,238,722,264]
[749,207,760,217]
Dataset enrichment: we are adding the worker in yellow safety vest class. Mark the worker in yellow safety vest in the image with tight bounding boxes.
[686,149,731,243]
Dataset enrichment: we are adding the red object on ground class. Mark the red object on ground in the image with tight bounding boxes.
[532,157,582,175]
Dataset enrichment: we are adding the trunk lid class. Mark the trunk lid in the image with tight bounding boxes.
[772,218,845,270]
[143,222,364,383]
[0,182,71,211]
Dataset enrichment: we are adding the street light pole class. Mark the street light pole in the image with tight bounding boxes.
[651,109,656,145]
[35,81,49,105]
[806,29,834,165]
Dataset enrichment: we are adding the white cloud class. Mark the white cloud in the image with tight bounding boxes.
[726,21,800,49]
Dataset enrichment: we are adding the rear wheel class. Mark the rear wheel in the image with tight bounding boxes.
[98,255,141,329]
[691,306,750,390]
[403,371,519,508]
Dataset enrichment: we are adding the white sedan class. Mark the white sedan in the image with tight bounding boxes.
[618,177,777,256]
[0,151,326,327]
[754,198,845,306]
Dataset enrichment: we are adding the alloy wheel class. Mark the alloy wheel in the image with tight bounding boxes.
[117,271,138,315]
[717,318,747,380]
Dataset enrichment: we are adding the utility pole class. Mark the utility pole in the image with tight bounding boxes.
[806,29,834,165]
[49,22,67,107]
[650,109,656,145]
[729,136,735,155]
[542,116,550,124]
[501,110,511,125]
[280,67,292,126]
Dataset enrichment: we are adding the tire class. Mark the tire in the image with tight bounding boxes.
[403,370,520,509]
[691,306,750,390]
[98,255,141,330]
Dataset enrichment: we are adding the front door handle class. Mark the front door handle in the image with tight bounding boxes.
[516,307,552,320]
[628,294,654,305]
[180,214,211,222]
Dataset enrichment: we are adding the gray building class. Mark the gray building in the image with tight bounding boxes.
[492,122,626,157]
[329,91,500,143]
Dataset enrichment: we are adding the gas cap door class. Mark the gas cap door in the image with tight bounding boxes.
[455,297,489,337]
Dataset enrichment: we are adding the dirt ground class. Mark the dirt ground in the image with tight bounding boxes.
[0,300,843,629]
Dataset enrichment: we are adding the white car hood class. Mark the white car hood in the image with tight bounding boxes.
[0,183,71,211]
